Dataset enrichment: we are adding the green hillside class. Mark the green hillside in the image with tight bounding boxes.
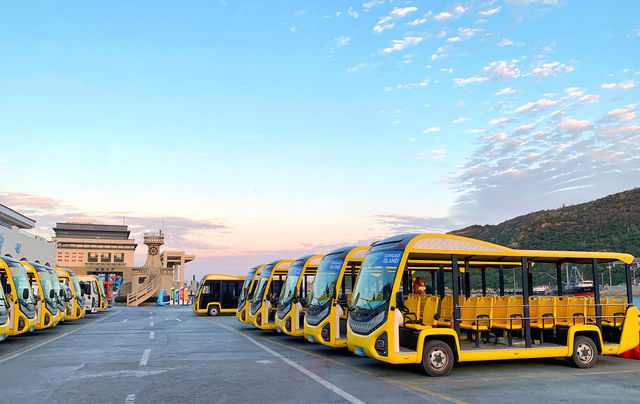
[449,188,640,288]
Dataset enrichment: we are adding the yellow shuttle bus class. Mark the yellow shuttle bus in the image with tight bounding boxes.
[94,277,108,310]
[347,234,639,376]
[22,261,59,329]
[236,265,264,324]
[55,268,85,320]
[193,274,245,316]
[304,246,369,347]
[248,259,293,330]
[0,281,10,341]
[0,257,37,335]
[46,267,67,322]
[275,254,323,336]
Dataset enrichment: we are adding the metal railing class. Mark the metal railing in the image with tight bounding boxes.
[127,268,161,306]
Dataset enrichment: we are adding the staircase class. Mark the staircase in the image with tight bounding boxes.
[127,268,161,307]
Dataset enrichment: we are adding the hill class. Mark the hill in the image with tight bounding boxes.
[449,188,640,287]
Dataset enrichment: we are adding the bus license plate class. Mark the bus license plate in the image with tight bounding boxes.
[309,335,315,343]
[355,347,365,357]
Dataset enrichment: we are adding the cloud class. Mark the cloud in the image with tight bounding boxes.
[531,61,575,77]
[373,214,459,233]
[363,0,385,9]
[579,94,600,103]
[454,59,521,86]
[513,123,537,133]
[334,36,350,48]
[497,38,514,47]
[467,128,488,134]
[513,97,561,113]
[447,36,462,42]
[557,117,592,132]
[431,149,446,160]
[381,36,423,53]
[479,7,501,15]
[496,87,516,95]
[347,62,369,73]
[453,117,471,124]
[347,7,359,18]
[373,7,418,33]
[433,11,453,21]
[489,117,512,125]
[601,83,617,89]
[423,127,441,134]
[408,17,427,26]
[619,80,637,90]
[604,107,636,122]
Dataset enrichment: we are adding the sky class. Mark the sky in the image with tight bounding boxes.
[1,0,639,278]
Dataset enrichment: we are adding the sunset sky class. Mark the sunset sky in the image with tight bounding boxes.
[1,0,639,277]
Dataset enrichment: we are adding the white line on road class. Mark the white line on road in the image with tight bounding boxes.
[208,320,365,404]
[0,311,120,364]
[149,332,155,340]
[124,394,136,404]
[175,318,182,322]
[150,321,154,327]
[139,349,151,367]
[120,319,128,323]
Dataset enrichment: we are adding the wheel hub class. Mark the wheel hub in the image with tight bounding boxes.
[429,348,447,369]
[577,343,593,362]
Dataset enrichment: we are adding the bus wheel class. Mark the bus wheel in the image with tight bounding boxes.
[421,340,454,377]
[208,306,220,316]
[570,336,597,368]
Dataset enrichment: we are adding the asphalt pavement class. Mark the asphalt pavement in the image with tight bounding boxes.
[1,306,639,404]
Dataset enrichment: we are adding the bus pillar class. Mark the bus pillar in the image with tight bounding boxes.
[521,257,532,348]
[625,264,634,306]
[498,265,505,296]
[431,271,436,293]
[481,268,487,296]
[592,259,602,329]
[437,264,445,298]
[451,254,460,336]
[464,260,471,299]
[527,265,534,297]
[556,263,563,296]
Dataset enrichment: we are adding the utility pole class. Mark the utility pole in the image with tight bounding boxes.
[608,263,612,286]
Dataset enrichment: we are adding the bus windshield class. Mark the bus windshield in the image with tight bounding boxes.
[48,270,62,296]
[307,255,344,306]
[9,265,35,304]
[279,261,304,304]
[36,269,56,303]
[351,250,403,311]
[239,267,259,301]
[71,275,82,298]
[251,264,275,303]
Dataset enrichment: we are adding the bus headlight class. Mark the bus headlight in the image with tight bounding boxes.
[348,311,386,335]
[321,323,331,342]
[256,313,262,325]
[285,317,291,332]
[375,332,388,356]
[18,317,25,330]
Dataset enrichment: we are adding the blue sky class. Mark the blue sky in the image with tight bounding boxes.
[1,0,639,276]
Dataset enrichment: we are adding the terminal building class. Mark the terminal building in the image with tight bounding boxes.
[52,222,137,283]
[0,203,56,264]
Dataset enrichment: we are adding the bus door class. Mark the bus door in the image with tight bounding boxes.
[220,281,241,309]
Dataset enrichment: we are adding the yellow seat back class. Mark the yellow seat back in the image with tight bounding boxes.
[492,296,509,328]
[422,296,439,326]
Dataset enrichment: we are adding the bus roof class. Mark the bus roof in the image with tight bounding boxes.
[203,273,245,281]
[293,254,324,268]
[372,233,634,265]
[323,246,370,261]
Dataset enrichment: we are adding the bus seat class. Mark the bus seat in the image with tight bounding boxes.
[602,296,626,327]
[460,296,479,330]
[422,296,439,327]
[435,295,453,327]
[556,296,586,326]
[530,296,555,329]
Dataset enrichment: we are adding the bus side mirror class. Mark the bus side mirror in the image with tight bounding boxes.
[22,288,30,300]
[50,289,55,299]
[395,291,404,306]
[4,284,11,295]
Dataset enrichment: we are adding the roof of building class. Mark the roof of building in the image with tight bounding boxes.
[0,203,36,229]
[53,222,132,240]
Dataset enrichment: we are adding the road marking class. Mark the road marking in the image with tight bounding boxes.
[255,360,273,364]
[150,321,154,327]
[149,332,155,340]
[0,311,120,364]
[411,368,640,386]
[139,349,151,367]
[208,320,366,404]
[124,394,136,404]
[218,322,464,404]
[175,318,182,322]
[121,319,128,323]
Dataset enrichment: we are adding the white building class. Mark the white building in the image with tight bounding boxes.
[0,203,56,265]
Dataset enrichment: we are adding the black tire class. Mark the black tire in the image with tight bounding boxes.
[208,305,220,316]
[569,336,597,368]
[421,340,455,377]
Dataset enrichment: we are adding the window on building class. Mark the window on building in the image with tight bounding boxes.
[138,277,146,284]
[88,253,98,263]
[113,253,124,263]
[101,253,111,262]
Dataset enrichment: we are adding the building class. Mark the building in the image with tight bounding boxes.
[0,203,56,264]
[52,222,137,283]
